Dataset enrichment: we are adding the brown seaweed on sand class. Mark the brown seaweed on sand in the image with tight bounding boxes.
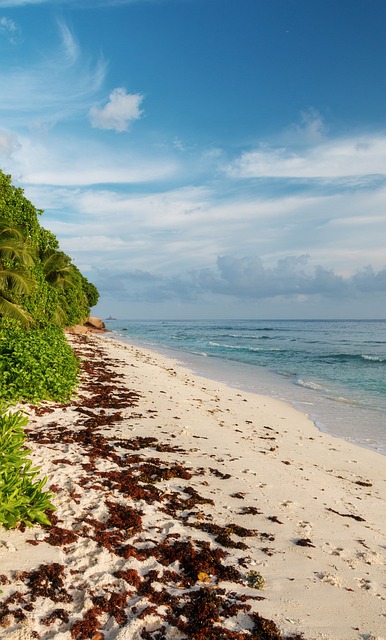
[0,334,307,640]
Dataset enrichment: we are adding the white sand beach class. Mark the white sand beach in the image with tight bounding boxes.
[0,333,384,640]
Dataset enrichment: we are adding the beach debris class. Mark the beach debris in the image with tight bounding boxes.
[336,474,373,487]
[268,515,284,524]
[250,612,305,639]
[16,563,72,603]
[261,547,274,556]
[197,571,211,583]
[209,467,232,479]
[295,538,315,548]
[42,608,70,626]
[327,507,366,522]
[246,570,265,590]
[190,521,257,550]
[230,491,246,499]
[239,506,262,515]
[70,606,104,639]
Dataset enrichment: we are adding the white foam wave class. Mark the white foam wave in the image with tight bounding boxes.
[361,354,385,362]
[296,378,328,392]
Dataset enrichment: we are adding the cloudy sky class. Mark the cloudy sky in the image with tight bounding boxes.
[1,0,386,319]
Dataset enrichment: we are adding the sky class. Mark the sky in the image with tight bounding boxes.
[1,0,386,320]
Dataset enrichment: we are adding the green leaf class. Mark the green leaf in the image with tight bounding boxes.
[0,408,55,530]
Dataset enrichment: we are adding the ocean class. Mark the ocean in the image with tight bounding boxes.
[104,319,386,456]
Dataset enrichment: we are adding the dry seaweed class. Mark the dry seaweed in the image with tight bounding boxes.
[295,539,315,548]
[4,334,308,640]
[327,508,365,522]
[190,521,257,549]
[250,612,305,639]
[17,564,72,603]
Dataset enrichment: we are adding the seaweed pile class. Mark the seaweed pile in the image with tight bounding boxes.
[0,335,305,640]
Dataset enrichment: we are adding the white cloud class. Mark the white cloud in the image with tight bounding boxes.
[226,134,386,180]
[89,254,386,309]
[0,20,106,127]
[24,175,386,285]
[4,128,179,186]
[0,129,18,156]
[19,153,386,318]
[61,235,128,253]
[280,108,327,146]
[22,160,175,186]
[0,16,21,44]
[89,88,143,132]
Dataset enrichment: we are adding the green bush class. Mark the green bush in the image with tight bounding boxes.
[0,407,55,528]
[0,322,79,403]
[81,274,100,308]
[57,264,91,327]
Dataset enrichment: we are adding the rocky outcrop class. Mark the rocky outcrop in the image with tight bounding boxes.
[85,316,106,330]
[66,324,90,335]
[66,317,107,335]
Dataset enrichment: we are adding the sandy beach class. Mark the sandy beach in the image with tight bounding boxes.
[0,332,384,640]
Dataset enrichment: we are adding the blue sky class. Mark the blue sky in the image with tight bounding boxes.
[1,0,386,319]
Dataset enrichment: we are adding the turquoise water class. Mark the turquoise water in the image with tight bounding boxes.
[105,319,386,455]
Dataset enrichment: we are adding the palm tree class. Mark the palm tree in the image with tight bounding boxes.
[0,222,35,267]
[0,267,34,326]
[40,250,80,326]
[0,221,35,326]
[40,250,75,290]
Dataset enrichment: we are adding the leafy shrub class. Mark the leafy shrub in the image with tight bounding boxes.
[57,264,91,327]
[0,407,55,528]
[81,274,100,308]
[0,172,42,240]
[0,322,79,403]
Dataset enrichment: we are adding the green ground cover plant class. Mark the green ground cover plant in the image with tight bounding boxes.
[0,322,79,403]
[0,407,55,528]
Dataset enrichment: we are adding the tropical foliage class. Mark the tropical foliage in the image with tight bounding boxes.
[0,407,55,529]
[0,170,99,328]
[0,220,35,326]
[0,321,80,404]
[0,170,98,528]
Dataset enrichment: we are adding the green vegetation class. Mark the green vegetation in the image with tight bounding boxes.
[0,322,79,404]
[0,220,35,326]
[0,169,100,528]
[0,171,99,329]
[246,570,265,590]
[0,169,99,403]
[0,407,55,528]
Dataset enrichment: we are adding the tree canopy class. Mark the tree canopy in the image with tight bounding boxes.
[0,170,98,328]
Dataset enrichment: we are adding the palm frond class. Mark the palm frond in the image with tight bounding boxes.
[0,268,34,296]
[0,222,35,267]
[41,251,75,288]
[0,297,33,327]
[0,239,34,267]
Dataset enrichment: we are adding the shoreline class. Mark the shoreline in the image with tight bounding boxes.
[104,331,386,458]
[0,333,385,639]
